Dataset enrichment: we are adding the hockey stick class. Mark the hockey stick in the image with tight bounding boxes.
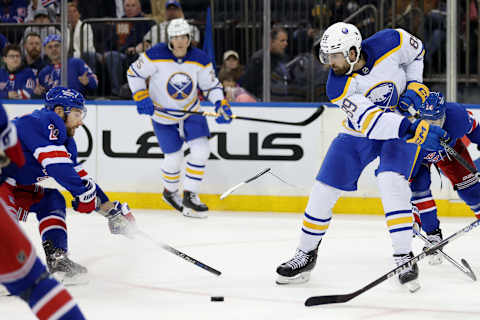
[136,230,221,276]
[413,229,476,281]
[153,105,325,126]
[440,139,477,174]
[304,219,480,306]
[220,168,271,200]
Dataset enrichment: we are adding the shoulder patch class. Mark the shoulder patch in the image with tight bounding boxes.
[38,110,67,144]
[187,47,210,67]
[363,29,401,62]
[145,43,173,61]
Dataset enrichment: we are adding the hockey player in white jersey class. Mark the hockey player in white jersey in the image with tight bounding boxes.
[127,18,233,218]
[276,22,449,291]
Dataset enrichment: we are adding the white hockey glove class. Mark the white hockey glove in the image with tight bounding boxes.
[102,201,137,238]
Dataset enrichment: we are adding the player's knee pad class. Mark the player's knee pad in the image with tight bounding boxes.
[376,171,411,212]
[305,181,342,219]
[187,137,210,164]
[162,149,183,172]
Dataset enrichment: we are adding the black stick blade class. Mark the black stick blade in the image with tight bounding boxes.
[305,293,355,306]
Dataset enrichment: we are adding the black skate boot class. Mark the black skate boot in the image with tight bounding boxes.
[43,240,88,285]
[393,252,420,293]
[276,247,319,285]
[162,189,183,212]
[182,190,208,218]
[422,228,443,265]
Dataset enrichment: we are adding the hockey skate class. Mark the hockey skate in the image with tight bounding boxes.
[394,252,420,293]
[276,247,318,284]
[162,189,184,212]
[43,240,88,286]
[182,191,208,218]
[423,228,443,265]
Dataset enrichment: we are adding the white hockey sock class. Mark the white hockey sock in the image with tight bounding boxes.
[377,171,414,255]
[298,181,341,252]
[162,150,183,192]
[183,137,210,193]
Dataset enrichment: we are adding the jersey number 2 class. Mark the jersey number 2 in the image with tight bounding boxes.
[48,124,59,140]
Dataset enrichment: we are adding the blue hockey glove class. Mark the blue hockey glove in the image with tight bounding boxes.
[405,119,449,151]
[398,82,430,116]
[133,89,154,116]
[214,99,233,124]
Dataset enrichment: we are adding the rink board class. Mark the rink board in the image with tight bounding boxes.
[3,100,480,217]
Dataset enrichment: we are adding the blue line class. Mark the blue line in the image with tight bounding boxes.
[304,212,331,223]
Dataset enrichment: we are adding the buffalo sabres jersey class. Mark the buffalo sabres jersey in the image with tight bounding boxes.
[127,43,224,125]
[327,28,425,140]
[4,109,90,197]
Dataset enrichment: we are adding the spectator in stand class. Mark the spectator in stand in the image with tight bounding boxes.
[143,0,200,47]
[67,2,97,72]
[240,27,290,100]
[22,32,47,76]
[219,50,244,82]
[0,33,7,53]
[0,44,36,100]
[37,35,98,97]
[219,70,256,103]
[22,7,60,45]
[103,0,152,96]
[0,0,27,22]
[25,0,56,22]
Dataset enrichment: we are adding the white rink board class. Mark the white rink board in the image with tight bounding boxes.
[4,101,479,201]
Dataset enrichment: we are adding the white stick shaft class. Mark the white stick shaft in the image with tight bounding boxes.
[220,182,245,200]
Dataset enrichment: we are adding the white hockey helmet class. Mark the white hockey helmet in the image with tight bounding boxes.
[319,22,362,75]
[167,18,191,50]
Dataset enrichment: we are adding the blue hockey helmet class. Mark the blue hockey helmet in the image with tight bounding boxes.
[418,91,446,127]
[45,87,86,118]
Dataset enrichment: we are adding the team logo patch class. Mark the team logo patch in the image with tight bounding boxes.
[167,72,193,100]
[365,82,399,109]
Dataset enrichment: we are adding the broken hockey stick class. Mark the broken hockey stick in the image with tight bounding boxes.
[304,219,480,306]
[220,168,271,200]
[136,230,221,276]
[153,105,325,126]
[413,229,476,281]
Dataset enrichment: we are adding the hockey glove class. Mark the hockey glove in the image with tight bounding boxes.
[133,89,154,116]
[105,201,137,238]
[71,179,97,214]
[214,99,233,124]
[405,119,449,151]
[398,82,430,116]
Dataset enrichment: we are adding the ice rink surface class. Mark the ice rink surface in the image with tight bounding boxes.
[2,209,480,320]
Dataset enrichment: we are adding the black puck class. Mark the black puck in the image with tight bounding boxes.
[210,296,224,302]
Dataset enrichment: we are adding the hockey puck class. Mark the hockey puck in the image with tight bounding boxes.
[210,296,224,302]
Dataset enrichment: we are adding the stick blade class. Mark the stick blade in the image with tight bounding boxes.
[305,293,355,306]
[461,259,477,281]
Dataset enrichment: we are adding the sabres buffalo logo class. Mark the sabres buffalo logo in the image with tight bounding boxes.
[365,82,399,109]
[167,72,193,100]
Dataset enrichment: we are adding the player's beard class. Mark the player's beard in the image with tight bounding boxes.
[332,63,349,75]
[29,48,41,60]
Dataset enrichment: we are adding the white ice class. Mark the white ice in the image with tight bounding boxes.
[1,210,480,320]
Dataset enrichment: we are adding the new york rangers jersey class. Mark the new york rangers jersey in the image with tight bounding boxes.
[327,28,425,140]
[38,58,98,96]
[127,43,224,125]
[0,66,36,99]
[423,103,480,163]
[4,109,89,197]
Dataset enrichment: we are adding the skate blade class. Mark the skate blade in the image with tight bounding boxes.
[182,208,208,219]
[276,272,310,285]
[52,271,89,286]
[404,279,421,293]
[0,285,11,297]
[161,195,183,213]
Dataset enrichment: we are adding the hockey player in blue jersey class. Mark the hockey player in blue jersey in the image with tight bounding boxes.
[410,92,480,265]
[276,22,449,291]
[127,18,233,219]
[0,43,36,99]
[3,87,136,283]
[0,101,86,319]
[38,35,98,97]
